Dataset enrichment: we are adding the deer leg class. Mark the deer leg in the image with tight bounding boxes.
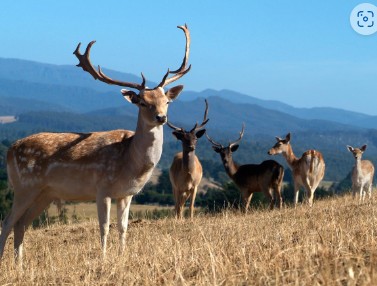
[179,193,187,219]
[0,191,40,261]
[96,195,111,258]
[293,182,300,207]
[189,187,198,219]
[242,191,253,213]
[177,191,189,219]
[274,186,283,209]
[367,183,372,200]
[13,195,53,266]
[264,189,274,210]
[359,186,364,203]
[307,189,315,207]
[173,189,182,219]
[117,196,132,255]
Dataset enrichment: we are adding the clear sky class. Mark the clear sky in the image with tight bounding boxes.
[0,1,376,115]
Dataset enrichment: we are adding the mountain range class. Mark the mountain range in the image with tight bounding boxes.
[0,57,376,181]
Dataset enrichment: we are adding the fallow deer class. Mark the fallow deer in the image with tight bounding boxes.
[0,24,191,265]
[268,133,325,207]
[206,125,284,211]
[347,145,375,202]
[168,99,209,219]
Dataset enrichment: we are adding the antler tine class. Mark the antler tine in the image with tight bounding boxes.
[229,123,245,147]
[190,99,209,132]
[74,41,145,90]
[166,120,184,132]
[158,24,191,88]
[206,133,223,148]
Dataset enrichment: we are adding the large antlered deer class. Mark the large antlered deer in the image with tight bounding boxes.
[0,24,191,266]
[206,125,284,211]
[347,145,375,202]
[168,99,209,219]
[268,133,325,207]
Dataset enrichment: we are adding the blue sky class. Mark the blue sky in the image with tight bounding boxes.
[0,1,376,115]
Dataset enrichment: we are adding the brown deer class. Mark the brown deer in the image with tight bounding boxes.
[0,24,191,265]
[268,133,325,207]
[347,145,375,202]
[168,99,209,219]
[206,125,284,211]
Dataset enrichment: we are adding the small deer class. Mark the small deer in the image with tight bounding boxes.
[347,145,375,202]
[268,133,325,207]
[0,24,191,266]
[206,125,284,211]
[167,99,209,219]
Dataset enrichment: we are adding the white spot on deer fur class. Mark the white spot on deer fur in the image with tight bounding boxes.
[27,159,36,170]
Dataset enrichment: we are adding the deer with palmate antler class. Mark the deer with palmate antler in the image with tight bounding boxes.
[206,125,284,212]
[168,99,209,219]
[268,133,325,207]
[347,145,375,202]
[0,24,191,266]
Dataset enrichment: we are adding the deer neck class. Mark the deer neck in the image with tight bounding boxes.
[182,147,197,174]
[222,155,239,178]
[128,114,164,169]
[354,157,362,175]
[282,144,299,170]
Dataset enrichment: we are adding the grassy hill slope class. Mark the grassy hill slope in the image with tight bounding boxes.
[1,193,376,284]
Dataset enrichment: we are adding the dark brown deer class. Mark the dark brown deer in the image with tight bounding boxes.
[168,99,209,219]
[0,24,191,266]
[268,133,325,207]
[206,125,284,211]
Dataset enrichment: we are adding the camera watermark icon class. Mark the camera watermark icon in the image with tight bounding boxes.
[350,3,377,35]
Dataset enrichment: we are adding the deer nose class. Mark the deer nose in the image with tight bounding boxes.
[156,115,167,124]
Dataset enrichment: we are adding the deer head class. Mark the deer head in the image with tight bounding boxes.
[347,145,367,160]
[73,24,191,126]
[206,124,245,164]
[167,99,209,152]
[268,133,291,155]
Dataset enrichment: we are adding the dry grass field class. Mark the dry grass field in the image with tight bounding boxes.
[1,193,377,285]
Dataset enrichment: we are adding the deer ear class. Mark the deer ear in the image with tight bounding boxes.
[121,89,139,104]
[196,129,206,139]
[230,144,239,152]
[347,145,354,152]
[172,131,184,141]
[212,146,221,153]
[166,85,184,101]
[361,145,367,152]
[286,133,291,142]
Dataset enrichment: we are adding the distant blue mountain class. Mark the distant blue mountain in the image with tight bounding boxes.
[0,57,375,129]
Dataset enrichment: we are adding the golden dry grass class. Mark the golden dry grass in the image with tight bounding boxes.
[1,193,377,285]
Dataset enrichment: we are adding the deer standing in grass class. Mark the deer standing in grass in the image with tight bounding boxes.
[347,145,375,202]
[0,24,191,266]
[206,125,284,211]
[268,133,325,207]
[168,99,209,219]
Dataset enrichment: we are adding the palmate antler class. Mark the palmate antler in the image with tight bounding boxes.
[167,99,209,133]
[158,24,191,88]
[73,41,146,90]
[74,24,191,90]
